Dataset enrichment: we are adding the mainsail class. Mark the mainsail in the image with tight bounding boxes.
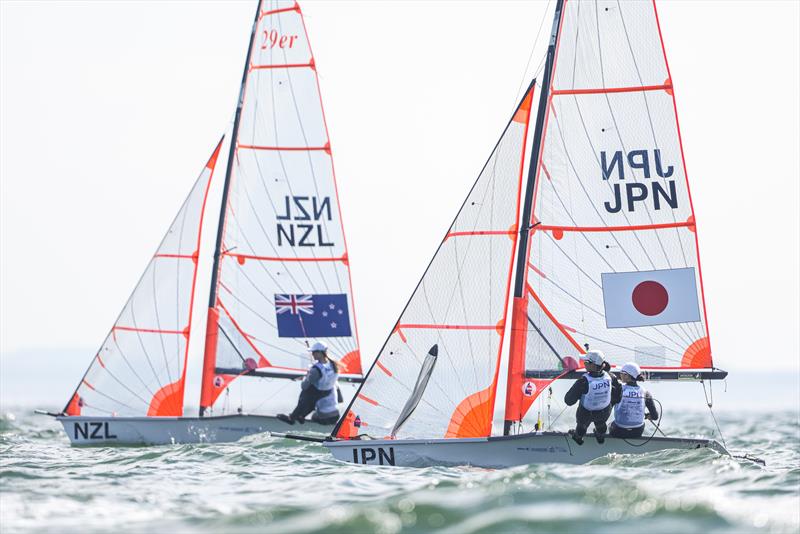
[64,139,223,417]
[334,84,536,440]
[505,0,716,428]
[199,0,362,415]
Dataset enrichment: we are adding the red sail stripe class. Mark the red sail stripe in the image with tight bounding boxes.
[537,221,694,233]
[113,326,184,335]
[237,144,329,152]
[445,230,515,240]
[153,253,194,260]
[260,5,299,18]
[397,323,499,331]
[224,252,346,263]
[551,83,672,96]
[250,62,313,70]
[357,394,379,406]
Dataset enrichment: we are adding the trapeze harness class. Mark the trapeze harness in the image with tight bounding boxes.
[312,361,338,415]
[580,372,612,411]
[613,383,647,428]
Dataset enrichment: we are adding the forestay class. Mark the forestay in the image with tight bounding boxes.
[505,0,714,424]
[63,140,223,417]
[334,85,536,440]
[200,0,361,414]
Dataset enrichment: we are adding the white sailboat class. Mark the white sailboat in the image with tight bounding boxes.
[323,0,730,468]
[48,0,365,445]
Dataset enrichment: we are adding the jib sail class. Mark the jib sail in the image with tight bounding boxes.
[64,139,223,417]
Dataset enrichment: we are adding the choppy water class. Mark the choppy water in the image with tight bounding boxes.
[1,408,798,533]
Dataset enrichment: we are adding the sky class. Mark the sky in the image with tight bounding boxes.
[1,1,798,409]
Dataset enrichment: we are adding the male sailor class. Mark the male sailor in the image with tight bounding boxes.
[610,362,659,438]
[564,350,620,445]
[277,341,340,425]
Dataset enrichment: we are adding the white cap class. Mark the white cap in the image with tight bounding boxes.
[308,341,328,353]
[621,362,642,379]
[580,350,605,366]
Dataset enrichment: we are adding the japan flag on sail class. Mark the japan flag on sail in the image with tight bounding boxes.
[601,268,701,328]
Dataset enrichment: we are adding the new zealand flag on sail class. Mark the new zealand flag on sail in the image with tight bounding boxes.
[274,294,352,338]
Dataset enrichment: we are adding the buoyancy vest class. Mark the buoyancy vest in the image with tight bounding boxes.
[614,383,647,428]
[312,361,338,414]
[580,372,612,411]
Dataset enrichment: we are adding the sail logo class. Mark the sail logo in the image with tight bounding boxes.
[73,421,117,441]
[522,381,537,397]
[276,195,335,247]
[352,447,395,466]
[601,149,678,214]
[261,29,299,50]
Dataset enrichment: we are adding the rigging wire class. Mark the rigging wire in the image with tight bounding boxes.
[510,0,553,114]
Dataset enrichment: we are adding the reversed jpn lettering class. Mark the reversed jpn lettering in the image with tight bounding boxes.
[601,150,625,180]
[602,149,679,214]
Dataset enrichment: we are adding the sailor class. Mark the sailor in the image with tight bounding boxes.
[610,362,659,438]
[564,350,620,445]
[277,341,339,425]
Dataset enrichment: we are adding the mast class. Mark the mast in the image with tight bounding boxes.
[504,0,565,435]
[199,0,262,417]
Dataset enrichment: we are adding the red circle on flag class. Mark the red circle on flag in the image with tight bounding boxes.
[632,281,669,316]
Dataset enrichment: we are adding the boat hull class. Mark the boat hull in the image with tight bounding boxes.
[57,414,331,446]
[324,432,728,468]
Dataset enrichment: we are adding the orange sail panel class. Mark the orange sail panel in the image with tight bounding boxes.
[62,138,223,417]
[334,84,536,440]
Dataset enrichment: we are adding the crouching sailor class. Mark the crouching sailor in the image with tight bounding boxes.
[277,341,339,425]
[610,362,659,438]
[564,350,620,445]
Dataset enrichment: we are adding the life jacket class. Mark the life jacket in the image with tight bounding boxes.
[614,383,646,428]
[580,372,612,411]
[312,361,338,414]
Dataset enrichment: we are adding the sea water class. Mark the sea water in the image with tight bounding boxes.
[1,409,798,533]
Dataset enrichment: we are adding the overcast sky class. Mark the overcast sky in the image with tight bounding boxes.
[2,0,798,398]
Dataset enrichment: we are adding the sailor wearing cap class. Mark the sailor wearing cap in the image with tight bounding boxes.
[277,341,341,425]
[610,362,659,438]
[563,350,621,445]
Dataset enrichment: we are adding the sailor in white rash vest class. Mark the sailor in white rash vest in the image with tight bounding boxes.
[564,350,621,445]
[610,362,659,438]
[277,341,340,425]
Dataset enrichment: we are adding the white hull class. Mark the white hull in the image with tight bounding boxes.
[57,414,332,446]
[324,432,728,468]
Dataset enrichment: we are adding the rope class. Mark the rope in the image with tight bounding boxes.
[702,380,728,449]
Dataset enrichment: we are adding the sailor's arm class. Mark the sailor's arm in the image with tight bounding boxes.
[301,366,322,390]
[644,391,659,420]
[564,377,588,406]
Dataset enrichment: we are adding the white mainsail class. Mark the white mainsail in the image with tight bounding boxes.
[199,0,362,415]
